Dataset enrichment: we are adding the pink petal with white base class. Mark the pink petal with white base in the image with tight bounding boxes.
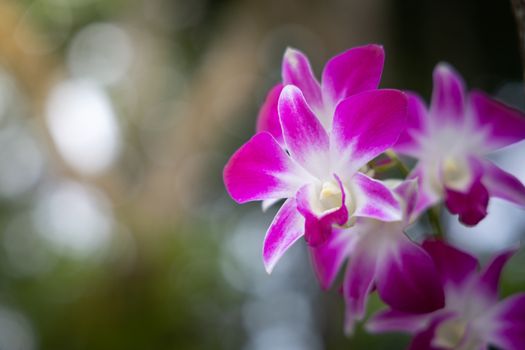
[482,160,525,207]
[422,240,479,289]
[471,90,525,151]
[367,309,434,334]
[223,132,306,203]
[263,198,305,273]
[430,63,466,123]
[331,89,407,174]
[256,84,284,144]
[309,228,353,290]
[342,236,378,334]
[279,85,330,177]
[352,172,403,222]
[282,48,323,113]
[321,44,384,110]
[484,293,525,350]
[394,92,428,157]
[375,234,445,313]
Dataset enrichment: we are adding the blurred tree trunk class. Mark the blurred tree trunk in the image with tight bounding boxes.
[511,0,525,85]
[0,0,70,175]
[0,1,58,105]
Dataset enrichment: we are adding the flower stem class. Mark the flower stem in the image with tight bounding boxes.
[427,206,444,239]
[372,161,397,174]
[511,0,525,87]
[383,150,410,177]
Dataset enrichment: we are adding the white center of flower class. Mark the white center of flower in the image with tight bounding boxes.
[318,181,343,212]
[441,157,471,191]
[433,318,468,349]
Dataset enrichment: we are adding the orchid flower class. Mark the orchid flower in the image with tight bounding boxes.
[256,44,385,144]
[224,83,407,273]
[309,180,444,334]
[394,63,525,225]
[367,240,525,350]
[256,45,385,213]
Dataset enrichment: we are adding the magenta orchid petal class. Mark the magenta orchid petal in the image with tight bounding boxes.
[278,85,330,177]
[375,234,445,313]
[331,89,407,173]
[366,309,434,334]
[477,248,516,301]
[309,228,353,290]
[471,90,525,151]
[422,240,479,289]
[256,84,284,144]
[482,160,525,206]
[408,329,439,350]
[342,237,378,334]
[485,293,525,350]
[408,328,439,350]
[445,177,489,226]
[262,198,305,273]
[352,172,403,222]
[281,48,323,113]
[394,92,428,157]
[321,44,384,109]
[223,132,306,203]
[430,63,466,123]
[296,176,349,246]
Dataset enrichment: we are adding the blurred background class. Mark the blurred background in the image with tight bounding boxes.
[0,0,524,349]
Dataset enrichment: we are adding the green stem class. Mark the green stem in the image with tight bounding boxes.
[372,161,398,174]
[384,150,410,177]
[427,206,444,239]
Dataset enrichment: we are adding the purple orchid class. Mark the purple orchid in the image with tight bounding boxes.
[256,44,385,144]
[309,180,444,334]
[394,63,525,225]
[367,240,525,350]
[224,76,407,273]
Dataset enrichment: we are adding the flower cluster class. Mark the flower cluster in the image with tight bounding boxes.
[223,45,525,349]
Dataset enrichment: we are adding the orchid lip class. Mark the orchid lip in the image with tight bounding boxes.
[441,156,471,191]
[319,181,343,212]
[320,174,359,220]
[310,177,351,218]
